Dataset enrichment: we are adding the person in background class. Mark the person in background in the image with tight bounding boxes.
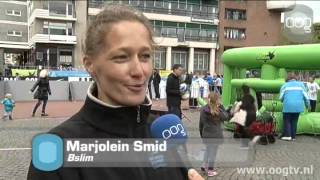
[153,69,161,100]
[279,73,309,141]
[30,69,51,117]
[1,93,15,120]
[185,72,193,90]
[215,75,222,95]
[306,76,320,112]
[205,72,214,91]
[186,72,198,108]
[232,85,256,147]
[197,74,206,98]
[220,75,224,86]
[166,64,183,119]
[240,85,256,128]
[199,92,228,177]
[27,5,203,180]
[148,71,153,99]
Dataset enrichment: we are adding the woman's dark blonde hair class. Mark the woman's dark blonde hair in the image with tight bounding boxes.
[208,92,220,118]
[82,5,154,58]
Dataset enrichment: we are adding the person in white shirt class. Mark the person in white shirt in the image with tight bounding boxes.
[306,76,320,112]
[214,75,222,95]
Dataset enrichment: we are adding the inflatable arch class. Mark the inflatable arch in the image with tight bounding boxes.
[221,43,320,135]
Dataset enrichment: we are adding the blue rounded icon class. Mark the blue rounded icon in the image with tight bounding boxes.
[32,134,63,171]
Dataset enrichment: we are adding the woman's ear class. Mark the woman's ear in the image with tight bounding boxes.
[83,56,95,77]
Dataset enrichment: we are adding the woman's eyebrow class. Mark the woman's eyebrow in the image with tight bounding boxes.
[111,46,152,53]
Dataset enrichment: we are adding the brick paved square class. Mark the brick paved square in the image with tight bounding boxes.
[0,101,319,180]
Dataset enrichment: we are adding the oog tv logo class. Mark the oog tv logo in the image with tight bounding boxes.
[162,124,186,139]
[285,16,312,33]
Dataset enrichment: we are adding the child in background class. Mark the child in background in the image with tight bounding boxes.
[1,93,15,120]
[199,92,229,177]
[306,76,320,112]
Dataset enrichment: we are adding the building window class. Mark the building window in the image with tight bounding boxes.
[7,30,22,37]
[161,27,177,38]
[154,26,161,36]
[224,27,246,40]
[225,8,246,20]
[49,1,67,16]
[59,50,73,64]
[67,23,73,35]
[153,49,166,70]
[151,20,217,42]
[67,3,73,16]
[185,29,199,40]
[43,21,73,36]
[6,10,21,16]
[172,51,188,70]
[48,22,67,35]
[194,51,209,72]
[36,52,43,60]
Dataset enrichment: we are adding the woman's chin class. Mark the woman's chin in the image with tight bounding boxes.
[120,95,146,106]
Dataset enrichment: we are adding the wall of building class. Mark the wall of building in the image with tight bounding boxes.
[0,24,28,43]
[0,48,4,74]
[0,2,27,22]
[217,0,282,73]
[74,0,87,69]
[0,2,28,44]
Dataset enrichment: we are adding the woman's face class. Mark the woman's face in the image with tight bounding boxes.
[84,21,153,106]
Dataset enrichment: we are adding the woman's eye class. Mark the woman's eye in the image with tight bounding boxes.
[140,53,151,61]
[112,55,128,62]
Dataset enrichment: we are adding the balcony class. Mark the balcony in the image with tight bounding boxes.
[266,1,296,12]
[153,26,217,43]
[88,0,218,21]
[30,34,77,44]
[29,9,77,22]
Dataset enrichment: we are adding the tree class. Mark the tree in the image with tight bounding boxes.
[312,23,320,43]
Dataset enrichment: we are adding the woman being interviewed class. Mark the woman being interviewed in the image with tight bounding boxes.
[27,5,203,180]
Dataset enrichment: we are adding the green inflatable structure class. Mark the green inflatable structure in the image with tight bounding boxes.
[221,43,320,135]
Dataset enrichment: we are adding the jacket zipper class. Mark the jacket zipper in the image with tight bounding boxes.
[137,106,141,123]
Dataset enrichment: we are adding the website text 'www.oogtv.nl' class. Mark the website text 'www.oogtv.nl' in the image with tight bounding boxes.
[237,165,314,177]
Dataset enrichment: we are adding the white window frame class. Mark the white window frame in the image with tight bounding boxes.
[66,3,73,17]
[153,49,166,69]
[172,51,188,69]
[7,30,23,37]
[6,9,22,16]
[59,50,73,63]
[43,21,73,36]
[194,51,209,71]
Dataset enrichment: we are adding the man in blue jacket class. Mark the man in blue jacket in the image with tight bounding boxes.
[279,73,309,141]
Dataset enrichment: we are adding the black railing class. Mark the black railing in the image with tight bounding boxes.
[88,0,218,20]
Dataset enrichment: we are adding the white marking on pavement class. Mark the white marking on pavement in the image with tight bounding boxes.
[0,148,31,151]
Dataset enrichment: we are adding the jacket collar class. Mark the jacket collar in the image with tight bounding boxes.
[169,73,179,79]
[81,82,152,137]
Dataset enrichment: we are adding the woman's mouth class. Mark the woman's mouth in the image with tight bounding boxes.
[126,84,145,92]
